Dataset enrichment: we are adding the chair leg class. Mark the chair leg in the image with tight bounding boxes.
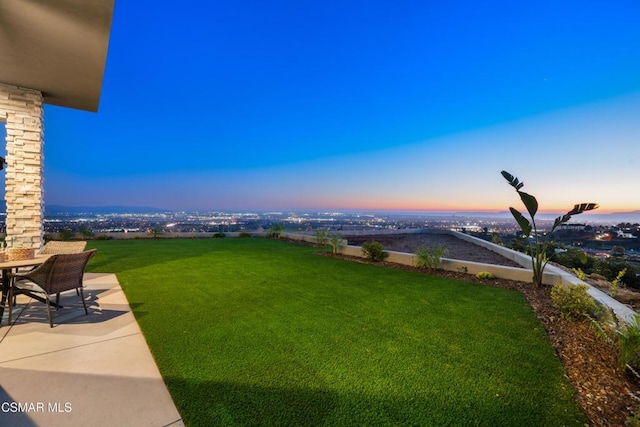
[79,288,88,315]
[7,285,13,325]
[55,293,61,311]
[45,296,53,328]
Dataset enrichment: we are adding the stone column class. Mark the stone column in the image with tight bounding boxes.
[0,83,44,248]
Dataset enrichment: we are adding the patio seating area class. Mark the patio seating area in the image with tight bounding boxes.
[0,272,184,426]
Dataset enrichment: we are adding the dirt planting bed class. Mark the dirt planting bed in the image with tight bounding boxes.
[344,232,523,268]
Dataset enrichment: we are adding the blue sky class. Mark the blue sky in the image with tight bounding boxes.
[18,1,640,212]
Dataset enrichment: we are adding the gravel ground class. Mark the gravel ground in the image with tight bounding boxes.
[344,232,523,268]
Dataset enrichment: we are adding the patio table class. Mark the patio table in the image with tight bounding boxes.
[0,255,51,325]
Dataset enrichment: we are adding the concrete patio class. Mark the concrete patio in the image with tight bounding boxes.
[0,273,184,426]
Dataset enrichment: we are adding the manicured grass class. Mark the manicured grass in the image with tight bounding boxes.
[87,238,587,426]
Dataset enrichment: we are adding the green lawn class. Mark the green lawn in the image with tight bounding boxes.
[86,238,586,426]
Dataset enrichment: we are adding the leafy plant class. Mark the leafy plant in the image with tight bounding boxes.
[550,284,597,320]
[415,245,447,270]
[501,171,598,287]
[625,412,640,427]
[239,231,252,238]
[555,248,595,271]
[213,232,226,238]
[612,245,626,257]
[611,268,627,297]
[595,258,640,289]
[314,229,329,246]
[266,224,284,239]
[362,241,388,262]
[592,311,640,372]
[572,268,586,281]
[476,271,494,280]
[613,315,640,371]
[59,228,73,241]
[151,225,163,239]
[79,225,94,240]
[328,233,344,254]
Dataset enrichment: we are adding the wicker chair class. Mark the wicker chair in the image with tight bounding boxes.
[8,249,97,327]
[34,241,88,294]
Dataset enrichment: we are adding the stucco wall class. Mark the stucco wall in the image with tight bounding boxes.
[0,83,44,248]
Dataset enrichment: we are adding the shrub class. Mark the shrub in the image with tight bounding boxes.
[314,229,329,246]
[476,271,494,280]
[151,226,163,239]
[611,268,627,297]
[239,232,252,238]
[415,245,447,270]
[572,268,586,281]
[595,259,640,289]
[612,245,626,257]
[59,228,73,241]
[362,241,388,262]
[79,225,94,240]
[625,412,640,427]
[594,312,640,372]
[266,224,284,239]
[555,249,597,272]
[213,232,226,238]
[551,284,597,320]
[329,233,344,254]
[614,315,640,371]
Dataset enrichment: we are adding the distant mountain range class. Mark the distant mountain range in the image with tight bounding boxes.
[0,202,170,214]
[0,202,638,221]
[45,205,171,214]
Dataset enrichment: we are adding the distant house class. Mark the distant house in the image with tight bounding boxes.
[617,230,638,239]
[557,223,587,231]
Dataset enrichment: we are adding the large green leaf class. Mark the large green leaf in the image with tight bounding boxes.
[501,170,524,190]
[518,191,538,219]
[552,214,572,231]
[552,203,599,231]
[509,207,532,237]
[567,203,599,216]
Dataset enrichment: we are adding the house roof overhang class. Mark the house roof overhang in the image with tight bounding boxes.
[0,0,115,112]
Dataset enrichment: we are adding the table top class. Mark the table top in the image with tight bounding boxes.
[0,255,51,270]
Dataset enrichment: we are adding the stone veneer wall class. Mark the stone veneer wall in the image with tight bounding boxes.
[0,83,44,248]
